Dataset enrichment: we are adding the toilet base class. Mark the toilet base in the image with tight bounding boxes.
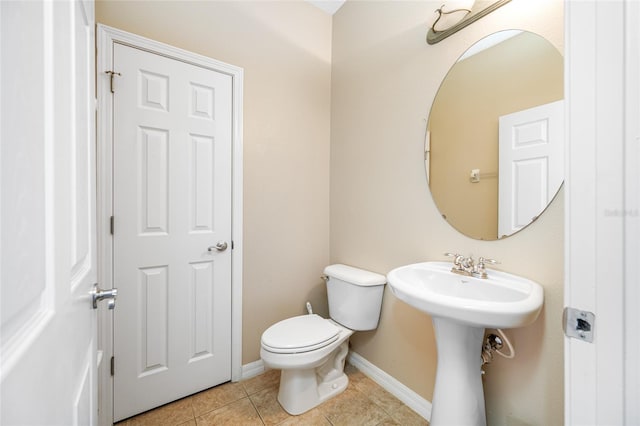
[277,369,348,415]
[276,341,350,415]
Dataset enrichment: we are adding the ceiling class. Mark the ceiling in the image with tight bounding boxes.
[306,0,345,15]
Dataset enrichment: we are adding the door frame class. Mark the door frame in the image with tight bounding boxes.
[564,0,638,423]
[96,24,243,425]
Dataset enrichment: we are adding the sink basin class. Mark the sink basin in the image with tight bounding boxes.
[387,261,543,328]
[387,261,544,425]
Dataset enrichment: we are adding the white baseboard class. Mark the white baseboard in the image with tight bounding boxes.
[347,351,432,422]
[241,353,431,421]
[240,359,265,380]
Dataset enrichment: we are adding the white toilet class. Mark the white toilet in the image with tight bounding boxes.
[260,264,386,415]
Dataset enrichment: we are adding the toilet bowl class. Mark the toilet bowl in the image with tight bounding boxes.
[260,264,386,415]
[260,314,354,415]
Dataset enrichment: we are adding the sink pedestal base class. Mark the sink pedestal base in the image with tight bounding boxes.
[430,317,486,426]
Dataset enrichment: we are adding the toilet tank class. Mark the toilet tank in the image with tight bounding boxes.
[324,264,386,331]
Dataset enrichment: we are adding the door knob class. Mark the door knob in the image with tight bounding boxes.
[91,283,118,310]
[208,241,228,252]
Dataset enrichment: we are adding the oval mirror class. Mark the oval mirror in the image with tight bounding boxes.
[426,30,563,240]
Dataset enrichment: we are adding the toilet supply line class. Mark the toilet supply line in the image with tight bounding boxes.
[481,328,515,366]
[494,328,515,359]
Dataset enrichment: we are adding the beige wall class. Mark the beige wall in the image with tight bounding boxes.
[98,0,566,424]
[331,1,564,425]
[429,31,563,240]
[96,0,333,364]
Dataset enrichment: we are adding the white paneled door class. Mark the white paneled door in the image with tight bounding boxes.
[112,43,233,421]
[498,100,564,238]
[1,0,98,424]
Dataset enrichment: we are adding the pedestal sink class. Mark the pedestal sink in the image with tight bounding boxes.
[387,261,543,426]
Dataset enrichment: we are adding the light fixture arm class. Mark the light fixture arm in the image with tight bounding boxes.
[427,0,512,45]
[430,4,474,34]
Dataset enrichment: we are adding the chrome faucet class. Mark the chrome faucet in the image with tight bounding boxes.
[444,253,499,279]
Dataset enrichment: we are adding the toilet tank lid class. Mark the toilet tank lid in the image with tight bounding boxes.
[324,264,386,286]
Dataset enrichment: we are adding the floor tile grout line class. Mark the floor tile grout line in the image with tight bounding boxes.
[119,363,427,426]
[188,395,196,424]
[352,373,414,421]
[246,395,268,426]
[191,385,252,419]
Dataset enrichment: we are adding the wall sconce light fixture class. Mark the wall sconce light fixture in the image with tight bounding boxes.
[427,0,512,45]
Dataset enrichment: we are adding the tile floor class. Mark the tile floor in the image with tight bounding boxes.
[115,363,429,425]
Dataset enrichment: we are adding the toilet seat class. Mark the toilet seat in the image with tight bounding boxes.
[261,314,340,354]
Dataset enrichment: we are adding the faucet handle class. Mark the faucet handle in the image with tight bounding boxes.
[444,253,467,271]
[478,257,499,266]
[475,257,500,278]
[444,252,462,264]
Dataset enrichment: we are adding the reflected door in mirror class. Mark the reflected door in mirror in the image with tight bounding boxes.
[498,100,564,238]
